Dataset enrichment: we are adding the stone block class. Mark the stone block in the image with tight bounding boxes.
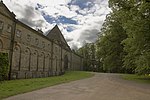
[25,72,32,79]
[10,72,18,79]
[17,71,25,79]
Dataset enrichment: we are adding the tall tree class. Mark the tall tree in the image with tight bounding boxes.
[77,43,97,71]
[96,12,127,73]
[105,0,150,74]
[121,1,150,74]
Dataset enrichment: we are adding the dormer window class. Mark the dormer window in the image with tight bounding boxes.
[0,20,4,30]
[7,24,12,33]
[16,29,22,37]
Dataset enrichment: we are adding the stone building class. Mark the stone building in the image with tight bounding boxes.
[0,1,83,79]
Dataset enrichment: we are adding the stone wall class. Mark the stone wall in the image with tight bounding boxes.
[71,53,83,71]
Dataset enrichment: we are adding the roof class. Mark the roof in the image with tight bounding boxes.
[46,25,71,51]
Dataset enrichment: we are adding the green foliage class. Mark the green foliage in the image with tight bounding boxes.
[96,0,150,74]
[0,53,9,81]
[0,71,93,99]
[76,43,97,71]
[96,12,127,73]
[120,1,150,74]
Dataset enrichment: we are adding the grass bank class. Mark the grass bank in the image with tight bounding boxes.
[0,71,93,99]
[122,74,150,84]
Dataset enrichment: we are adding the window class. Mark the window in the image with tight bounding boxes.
[0,40,3,49]
[55,40,58,44]
[42,41,45,48]
[55,47,58,53]
[25,49,29,54]
[0,20,4,30]
[7,24,12,32]
[16,29,21,37]
[27,34,31,42]
[35,38,39,45]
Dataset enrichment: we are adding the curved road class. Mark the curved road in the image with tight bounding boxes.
[5,73,150,100]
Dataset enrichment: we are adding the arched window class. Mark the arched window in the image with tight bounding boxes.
[44,54,50,71]
[30,50,38,71]
[52,56,57,73]
[38,52,45,71]
[12,45,21,71]
[64,55,68,70]
[55,56,57,72]
[21,48,31,71]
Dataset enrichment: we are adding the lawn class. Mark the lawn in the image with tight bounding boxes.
[0,71,93,99]
[122,74,150,84]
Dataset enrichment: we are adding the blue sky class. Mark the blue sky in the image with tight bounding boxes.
[3,0,110,49]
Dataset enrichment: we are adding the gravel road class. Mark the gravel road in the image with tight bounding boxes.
[4,73,150,100]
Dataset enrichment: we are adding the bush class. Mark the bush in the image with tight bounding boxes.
[0,53,9,81]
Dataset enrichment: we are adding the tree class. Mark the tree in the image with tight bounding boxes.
[121,1,150,74]
[96,12,127,73]
[107,0,150,74]
[76,43,97,71]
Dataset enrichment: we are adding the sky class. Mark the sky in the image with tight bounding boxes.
[3,0,110,50]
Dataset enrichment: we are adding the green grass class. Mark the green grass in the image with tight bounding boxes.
[122,74,150,84]
[0,71,93,99]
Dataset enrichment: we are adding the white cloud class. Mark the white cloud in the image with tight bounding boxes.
[3,0,110,49]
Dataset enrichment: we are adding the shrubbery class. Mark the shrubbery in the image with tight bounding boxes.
[0,53,9,81]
